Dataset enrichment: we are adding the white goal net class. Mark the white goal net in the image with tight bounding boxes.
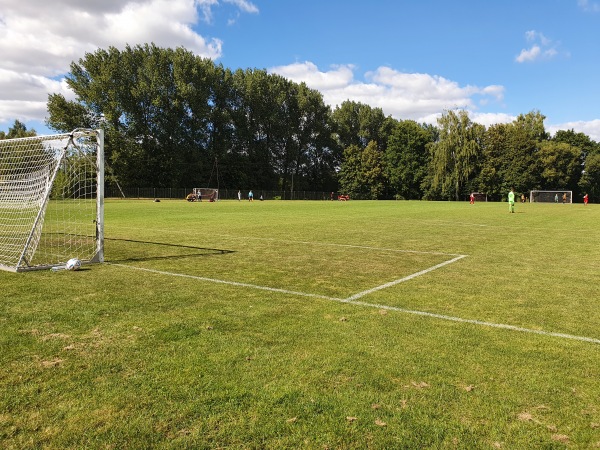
[0,129,104,272]
[529,190,572,204]
[192,188,218,201]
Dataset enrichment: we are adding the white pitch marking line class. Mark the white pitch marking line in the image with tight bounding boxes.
[345,254,467,301]
[110,261,600,345]
[109,263,343,302]
[216,234,465,257]
[338,299,600,345]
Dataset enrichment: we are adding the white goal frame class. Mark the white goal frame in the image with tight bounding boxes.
[0,129,104,272]
[529,190,572,204]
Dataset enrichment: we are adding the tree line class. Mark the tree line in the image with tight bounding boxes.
[3,43,599,202]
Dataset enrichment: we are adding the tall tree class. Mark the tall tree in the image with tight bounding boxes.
[537,140,582,192]
[501,111,546,194]
[46,44,336,191]
[332,101,387,151]
[338,141,385,199]
[0,120,37,139]
[385,120,432,199]
[579,153,600,203]
[553,129,599,160]
[476,122,508,200]
[429,110,483,200]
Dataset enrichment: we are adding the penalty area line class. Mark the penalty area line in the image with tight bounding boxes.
[346,254,468,301]
[109,262,600,346]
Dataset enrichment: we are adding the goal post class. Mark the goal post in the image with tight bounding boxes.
[0,129,104,272]
[529,190,572,204]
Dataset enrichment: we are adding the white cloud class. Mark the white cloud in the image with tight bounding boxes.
[269,62,355,90]
[578,0,600,12]
[0,69,75,123]
[0,0,257,128]
[515,30,564,63]
[270,62,505,124]
[270,61,600,141]
[224,0,259,14]
[516,45,542,63]
[547,119,600,142]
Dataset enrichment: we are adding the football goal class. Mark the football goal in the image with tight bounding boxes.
[192,188,218,202]
[529,190,572,204]
[0,129,104,272]
[471,192,487,202]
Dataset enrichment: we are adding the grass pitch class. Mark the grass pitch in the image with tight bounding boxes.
[1,199,599,449]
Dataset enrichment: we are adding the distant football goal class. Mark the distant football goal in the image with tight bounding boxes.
[529,190,572,204]
[0,129,104,272]
[470,192,487,202]
[192,188,219,202]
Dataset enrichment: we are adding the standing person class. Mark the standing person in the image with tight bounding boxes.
[584,193,589,205]
[248,190,254,202]
[555,193,559,203]
[521,194,526,203]
[508,188,515,213]
[470,193,475,204]
[237,190,241,201]
[562,192,567,204]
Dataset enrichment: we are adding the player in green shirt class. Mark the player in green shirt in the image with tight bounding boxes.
[508,188,515,213]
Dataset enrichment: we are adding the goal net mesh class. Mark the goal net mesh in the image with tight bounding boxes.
[193,188,219,201]
[529,190,572,203]
[0,129,103,272]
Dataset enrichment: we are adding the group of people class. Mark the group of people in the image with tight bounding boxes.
[553,193,568,204]
[508,189,590,212]
[237,190,263,201]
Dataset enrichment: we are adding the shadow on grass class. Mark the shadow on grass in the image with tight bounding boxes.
[104,237,235,263]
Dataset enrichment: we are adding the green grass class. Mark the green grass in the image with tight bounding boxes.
[1,199,599,449]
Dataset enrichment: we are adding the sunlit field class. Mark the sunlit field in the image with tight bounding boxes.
[1,199,599,449]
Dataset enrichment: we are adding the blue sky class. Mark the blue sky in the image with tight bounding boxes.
[1,0,600,139]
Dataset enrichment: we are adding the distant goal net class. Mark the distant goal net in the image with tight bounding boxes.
[470,192,487,202]
[192,188,218,202]
[0,129,104,272]
[529,190,572,204]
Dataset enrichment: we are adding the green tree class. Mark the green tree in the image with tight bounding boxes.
[537,140,582,192]
[46,44,337,191]
[291,83,337,192]
[332,101,388,152]
[476,122,507,200]
[429,110,483,200]
[579,153,600,203]
[338,141,385,199]
[385,120,432,199]
[0,120,37,139]
[553,129,599,160]
[501,111,546,194]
